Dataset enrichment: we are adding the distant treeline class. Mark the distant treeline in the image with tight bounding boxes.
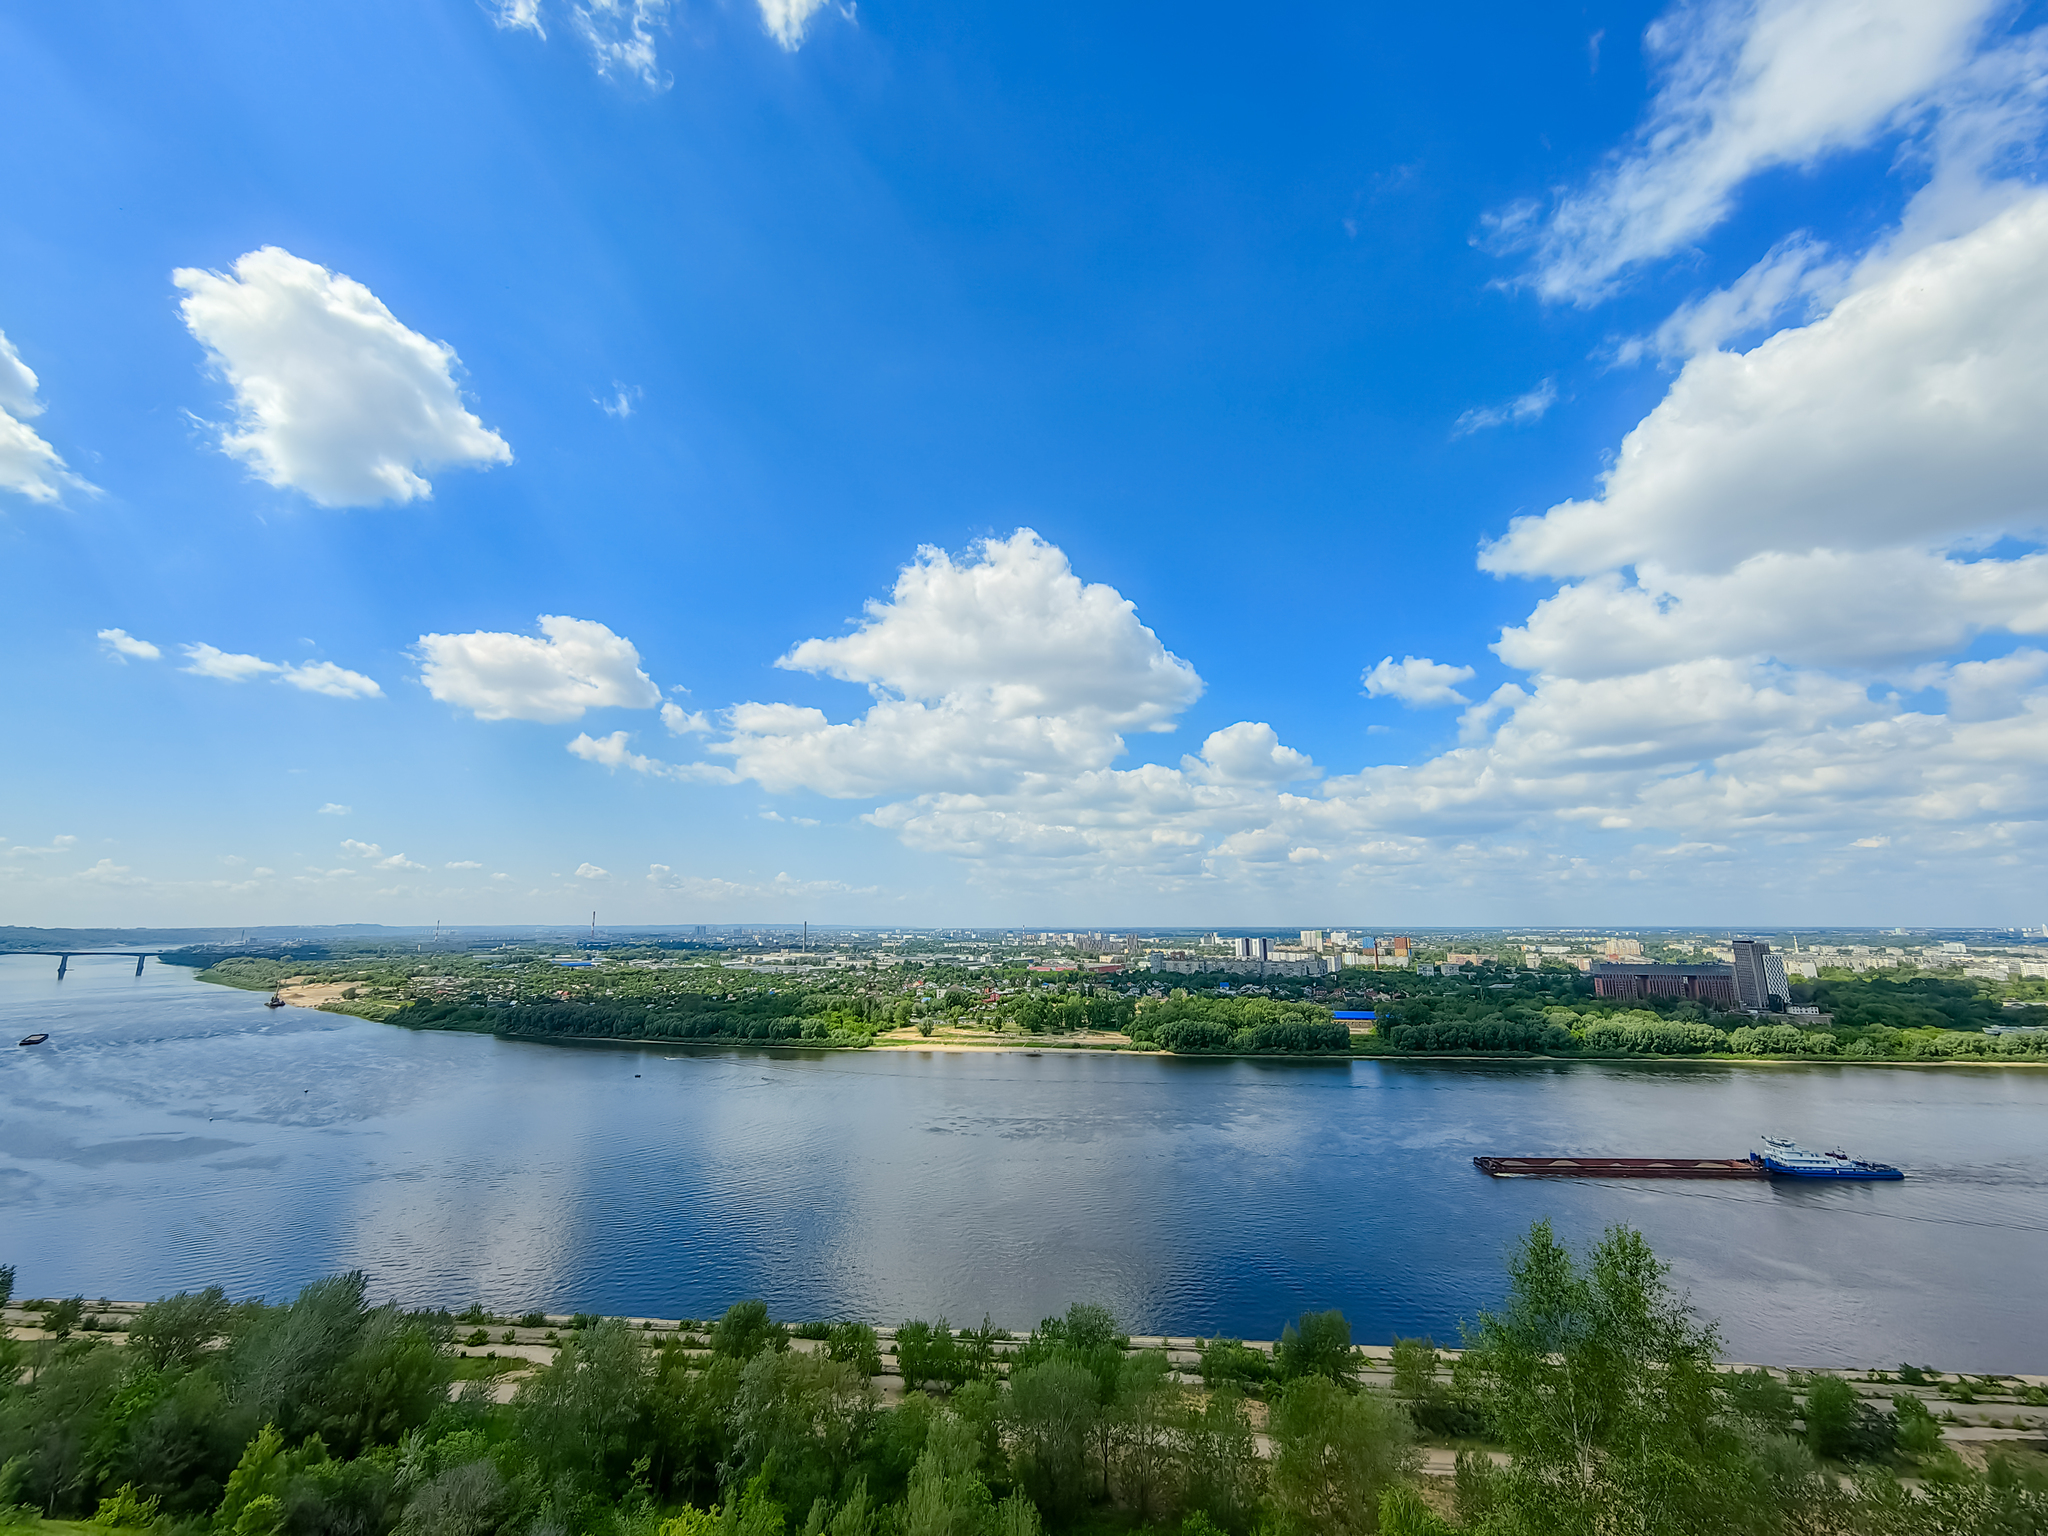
[1006,995,1134,1033]
[1129,997,1349,1055]
[389,998,873,1047]
[1370,990,2048,1061]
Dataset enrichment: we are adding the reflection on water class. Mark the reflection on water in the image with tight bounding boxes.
[3,955,2045,1370]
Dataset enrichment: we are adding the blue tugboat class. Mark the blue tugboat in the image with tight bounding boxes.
[1756,1135,1904,1180]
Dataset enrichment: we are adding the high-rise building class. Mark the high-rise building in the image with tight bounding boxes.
[1301,929,1325,952]
[1234,937,1270,961]
[1731,937,1789,1012]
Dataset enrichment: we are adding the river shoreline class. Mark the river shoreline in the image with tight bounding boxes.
[309,1001,2048,1068]
[195,969,2048,1070]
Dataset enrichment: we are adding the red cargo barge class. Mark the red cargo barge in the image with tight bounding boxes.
[1474,1155,1766,1179]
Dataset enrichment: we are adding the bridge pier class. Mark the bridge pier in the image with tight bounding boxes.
[135,954,146,977]
[57,954,69,979]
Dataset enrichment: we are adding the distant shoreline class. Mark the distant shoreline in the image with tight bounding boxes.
[295,1001,2048,1068]
[185,971,2048,1070]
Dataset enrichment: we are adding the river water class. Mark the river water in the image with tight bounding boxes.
[3,955,2045,1371]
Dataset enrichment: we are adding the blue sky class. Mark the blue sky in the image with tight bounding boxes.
[4,0,2046,927]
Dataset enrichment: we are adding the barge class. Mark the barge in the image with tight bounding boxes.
[1473,1156,1767,1179]
[1476,1136,1905,1181]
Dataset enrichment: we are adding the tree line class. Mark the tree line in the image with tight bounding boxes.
[6,1226,2044,1536]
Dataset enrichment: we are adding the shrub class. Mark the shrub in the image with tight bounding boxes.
[826,1322,881,1378]
[1277,1310,1358,1386]
[1198,1337,1272,1391]
[709,1300,786,1361]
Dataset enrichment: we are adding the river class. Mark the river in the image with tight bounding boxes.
[3,955,2044,1371]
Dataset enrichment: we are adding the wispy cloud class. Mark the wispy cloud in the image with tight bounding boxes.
[759,0,830,50]
[1512,0,2012,302]
[487,0,546,37]
[1452,378,1556,436]
[98,628,161,663]
[181,643,383,699]
[572,0,671,88]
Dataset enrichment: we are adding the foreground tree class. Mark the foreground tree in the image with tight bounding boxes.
[1267,1376,1417,1535]
[1453,1220,1778,1536]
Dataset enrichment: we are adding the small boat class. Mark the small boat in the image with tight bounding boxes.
[18,1033,48,1046]
[1758,1135,1903,1180]
[265,993,287,1009]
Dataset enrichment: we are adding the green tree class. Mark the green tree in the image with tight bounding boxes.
[1197,1338,1270,1394]
[46,1297,85,1342]
[726,1349,874,1521]
[1111,1350,1180,1519]
[1267,1376,1417,1535]
[1277,1310,1358,1387]
[1802,1375,1894,1462]
[213,1425,286,1534]
[89,1482,161,1529]
[709,1302,787,1363]
[1453,1220,1744,1536]
[825,1324,882,1379]
[901,1412,990,1536]
[130,1288,232,1372]
[1389,1338,1438,1404]
[1377,1484,1453,1536]
[1176,1386,1262,1534]
[894,1321,963,1393]
[515,1318,651,1490]
[1005,1358,1098,1520]
[1723,1370,1797,1436]
[1893,1393,1943,1458]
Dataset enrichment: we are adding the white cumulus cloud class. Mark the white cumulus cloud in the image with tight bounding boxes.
[446,860,484,869]
[174,247,511,507]
[417,615,661,722]
[98,629,161,663]
[0,329,92,504]
[1363,655,1477,707]
[661,701,710,734]
[553,181,2048,914]
[1484,195,2048,579]
[318,803,352,816]
[692,529,1204,799]
[574,861,609,879]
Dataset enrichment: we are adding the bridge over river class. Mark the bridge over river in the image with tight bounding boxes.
[10,950,169,978]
